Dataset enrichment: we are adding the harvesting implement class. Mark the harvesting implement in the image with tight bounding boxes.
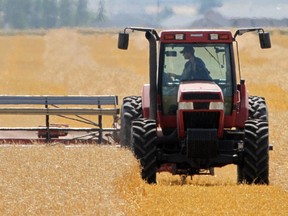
[0,95,119,144]
[118,27,273,184]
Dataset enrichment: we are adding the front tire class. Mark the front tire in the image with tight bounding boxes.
[238,119,269,184]
[132,118,157,184]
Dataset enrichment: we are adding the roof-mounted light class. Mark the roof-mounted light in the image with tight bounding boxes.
[164,34,175,40]
[175,34,185,40]
[210,33,230,40]
[210,34,218,40]
[164,33,185,40]
[219,34,229,40]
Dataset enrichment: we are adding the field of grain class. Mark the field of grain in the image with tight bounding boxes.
[0,28,288,215]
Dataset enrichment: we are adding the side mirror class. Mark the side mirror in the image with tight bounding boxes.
[259,32,271,49]
[118,32,129,50]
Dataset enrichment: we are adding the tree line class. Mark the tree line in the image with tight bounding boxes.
[0,0,106,29]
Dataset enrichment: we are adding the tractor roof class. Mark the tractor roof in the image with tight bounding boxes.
[160,29,233,43]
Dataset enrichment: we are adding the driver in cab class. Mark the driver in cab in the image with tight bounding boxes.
[180,45,211,81]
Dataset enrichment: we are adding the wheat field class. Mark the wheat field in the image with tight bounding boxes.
[0,28,288,215]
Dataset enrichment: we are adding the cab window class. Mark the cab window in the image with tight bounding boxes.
[161,43,233,115]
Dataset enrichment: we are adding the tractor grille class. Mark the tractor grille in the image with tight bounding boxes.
[183,112,220,130]
[183,93,220,100]
[186,128,218,158]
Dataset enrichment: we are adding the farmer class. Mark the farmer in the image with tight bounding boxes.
[180,45,211,81]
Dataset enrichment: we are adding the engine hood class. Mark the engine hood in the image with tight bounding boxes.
[178,81,224,102]
[176,81,225,139]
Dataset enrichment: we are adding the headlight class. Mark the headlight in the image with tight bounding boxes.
[209,102,224,110]
[179,102,194,110]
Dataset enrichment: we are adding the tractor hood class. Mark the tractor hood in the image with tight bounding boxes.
[177,81,225,139]
[178,81,224,104]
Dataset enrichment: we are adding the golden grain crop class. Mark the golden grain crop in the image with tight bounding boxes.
[0,28,287,215]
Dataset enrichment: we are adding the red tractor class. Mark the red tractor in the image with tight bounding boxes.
[118,27,272,184]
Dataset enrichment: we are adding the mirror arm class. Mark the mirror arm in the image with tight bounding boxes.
[123,27,160,40]
[234,28,264,39]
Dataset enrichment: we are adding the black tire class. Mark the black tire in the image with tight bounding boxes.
[237,119,269,184]
[132,118,157,184]
[248,96,268,120]
[120,96,143,148]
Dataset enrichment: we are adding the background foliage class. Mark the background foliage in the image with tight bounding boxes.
[0,0,106,29]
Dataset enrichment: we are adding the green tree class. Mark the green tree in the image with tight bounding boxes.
[29,0,43,28]
[76,0,89,26]
[42,0,57,28]
[0,0,99,29]
[5,0,31,29]
[59,0,75,27]
[0,0,5,27]
[96,0,106,22]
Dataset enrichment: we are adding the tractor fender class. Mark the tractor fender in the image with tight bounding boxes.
[235,81,249,128]
[142,84,150,118]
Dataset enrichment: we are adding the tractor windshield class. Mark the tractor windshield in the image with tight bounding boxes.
[160,43,233,115]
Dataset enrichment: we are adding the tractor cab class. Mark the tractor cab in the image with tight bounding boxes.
[157,30,235,136]
[160,43,233,114]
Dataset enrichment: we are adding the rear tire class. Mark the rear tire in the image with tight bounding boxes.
[238,119,269,184]
[248,96,268,120]
[132,118,157,184]
[120,96,142,148]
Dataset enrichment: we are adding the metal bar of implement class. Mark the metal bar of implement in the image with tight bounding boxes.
[70,132,99,140]
[54,114,99,127]
[98,103,102,144]
[45,101,50,142]
[0,127,119,131]
[0,108,119,115]
[0,96,118,105]
[50,104,99,127]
